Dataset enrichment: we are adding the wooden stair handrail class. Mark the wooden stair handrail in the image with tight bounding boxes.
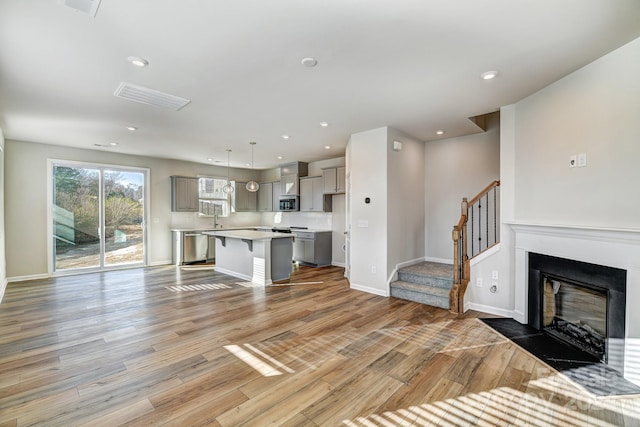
[466,180,500,206]
[450,180,500,314]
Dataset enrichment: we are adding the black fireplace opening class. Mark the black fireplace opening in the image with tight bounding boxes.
[528,253,626,369]
[541,274,607,362]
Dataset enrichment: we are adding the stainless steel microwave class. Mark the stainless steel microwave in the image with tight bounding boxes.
[279,196,299,211]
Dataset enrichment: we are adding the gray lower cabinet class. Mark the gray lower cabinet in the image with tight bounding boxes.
[293,231,332,266]
[171,176,199,212]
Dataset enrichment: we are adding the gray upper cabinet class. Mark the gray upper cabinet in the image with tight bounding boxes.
[280,174,298,196]
[171,176,199,212]
[279,161,308,196]
[257,182,273,212]
[272,180,282,211]
[231,181,257,212]
[322,166,346,194]
[300,176,332,212]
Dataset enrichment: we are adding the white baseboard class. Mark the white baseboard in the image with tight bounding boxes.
[8,273,50,283]
[350,282,389,297]
[397,257,426,269]
[149,260,173,266]
[332,261,346,268]
[0,278,7,303]
[425,257,453,264]
[465,302,514,318]
[214,267,252,283]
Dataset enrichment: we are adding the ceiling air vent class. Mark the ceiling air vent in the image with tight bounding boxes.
[114,82,191,111]
[61,0,102,17]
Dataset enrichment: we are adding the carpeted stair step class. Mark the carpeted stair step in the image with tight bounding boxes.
[390,280,450,309]
[397,261,454,289]
[391,261,454,309]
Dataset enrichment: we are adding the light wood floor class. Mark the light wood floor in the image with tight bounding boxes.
[1,265,639,426]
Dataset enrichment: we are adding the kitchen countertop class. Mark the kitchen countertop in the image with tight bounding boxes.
[171,226,331,233]
[203,229,295,240]
[170,226,262,232]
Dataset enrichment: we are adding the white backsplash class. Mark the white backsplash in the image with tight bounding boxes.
[260,211,333,230]
[170,211,333,230]
[170,211,262,230]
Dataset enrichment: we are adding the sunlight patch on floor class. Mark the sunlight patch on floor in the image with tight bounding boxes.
[341,379,639,426]
[224,344,295,377]
[165,283,231,292]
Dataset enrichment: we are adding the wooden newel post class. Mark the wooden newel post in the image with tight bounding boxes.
[461,197,468,216]
[452,226,460,285]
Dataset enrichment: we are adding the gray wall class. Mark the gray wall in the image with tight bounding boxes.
[347,127,389,294]
[387,128,425,278]
[0,130,5,298]
[347,126,426,295]
[424,113,500,261]
[513,37,640,228]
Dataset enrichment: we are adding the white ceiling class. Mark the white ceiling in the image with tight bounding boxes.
[1,0,639,169]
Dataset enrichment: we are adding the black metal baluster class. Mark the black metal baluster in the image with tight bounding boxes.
[477,201,482,255]
[493,187,497,245]
[485,193,489,251]
[471,206,475,257]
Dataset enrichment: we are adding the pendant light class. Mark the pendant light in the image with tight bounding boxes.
[246,141,259,192]
[222,149,234,194]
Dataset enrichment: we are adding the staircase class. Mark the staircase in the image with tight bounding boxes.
[390,261,453,310]
[390,180,501,312]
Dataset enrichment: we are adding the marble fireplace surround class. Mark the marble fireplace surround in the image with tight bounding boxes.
[509,222,640,386]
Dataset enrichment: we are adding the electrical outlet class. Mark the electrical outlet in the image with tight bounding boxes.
[476,277,483,287]
[490,282,498,293]
[371,265,376,274]
[492,270,498,280]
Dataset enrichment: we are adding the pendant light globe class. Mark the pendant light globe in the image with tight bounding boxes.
[246,141,259,193]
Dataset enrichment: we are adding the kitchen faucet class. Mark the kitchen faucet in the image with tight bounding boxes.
[213,214,220,228]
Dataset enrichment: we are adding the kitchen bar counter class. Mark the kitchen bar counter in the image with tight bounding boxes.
[203,230,294,285]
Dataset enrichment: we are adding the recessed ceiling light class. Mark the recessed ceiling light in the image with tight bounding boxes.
[109,142,119,146]
[436,130,445,135]
[301,57,318,68]
[207,157,213,162]
[277,156,284,160]
[320,122,329,127]
[282,134,290,140]
[480,70,499,80]
[126,126,137,131]
[128,56,148,67]
[324,145,331,150]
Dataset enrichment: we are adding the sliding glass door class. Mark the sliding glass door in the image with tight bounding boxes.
[51,161,148,273]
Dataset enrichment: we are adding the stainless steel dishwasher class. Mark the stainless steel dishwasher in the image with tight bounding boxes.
[172,231,208,265]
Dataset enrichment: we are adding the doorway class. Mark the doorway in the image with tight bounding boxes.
[49,161,149,273]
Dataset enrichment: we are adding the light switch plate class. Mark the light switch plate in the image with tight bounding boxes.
[578,153,587,167]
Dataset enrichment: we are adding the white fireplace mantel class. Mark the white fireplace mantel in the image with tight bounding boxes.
[507,221,640,384]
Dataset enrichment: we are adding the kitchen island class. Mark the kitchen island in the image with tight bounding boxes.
[203,229,294,285]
